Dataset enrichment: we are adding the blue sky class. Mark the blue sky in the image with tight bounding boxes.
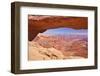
[42,27,88,36]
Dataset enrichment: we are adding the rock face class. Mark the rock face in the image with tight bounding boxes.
[28,15,88,41]
[28,41,65,60]
[28,33,88,60]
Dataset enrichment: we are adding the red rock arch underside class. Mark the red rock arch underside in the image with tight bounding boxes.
[28,15,88,41]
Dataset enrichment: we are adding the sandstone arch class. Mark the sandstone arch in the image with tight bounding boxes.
[28,15,88,41]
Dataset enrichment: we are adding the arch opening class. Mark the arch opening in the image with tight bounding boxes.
[28,15,88,41]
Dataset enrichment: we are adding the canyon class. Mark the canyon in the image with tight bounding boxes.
[28,33,88,60]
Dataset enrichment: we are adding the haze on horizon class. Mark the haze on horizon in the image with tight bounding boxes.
[42,27,88,36]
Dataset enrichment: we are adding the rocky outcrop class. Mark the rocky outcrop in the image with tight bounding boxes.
[28,15,88,41]
[28,41,65,60]
[28,41,85,60]
[28,33,87,60]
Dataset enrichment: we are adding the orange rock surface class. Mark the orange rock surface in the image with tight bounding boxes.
[28,15,88,41]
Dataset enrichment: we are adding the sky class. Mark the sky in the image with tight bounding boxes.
[42,27,88,36]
